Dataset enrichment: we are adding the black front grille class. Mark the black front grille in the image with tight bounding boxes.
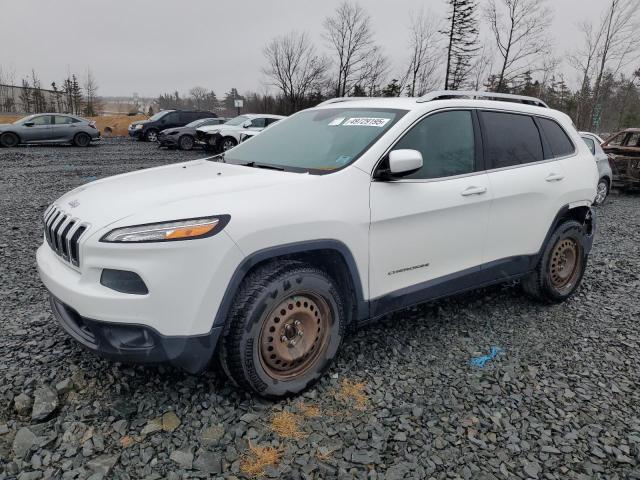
[43,205,88,267]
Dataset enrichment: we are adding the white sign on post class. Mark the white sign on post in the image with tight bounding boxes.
[234,99,244,108]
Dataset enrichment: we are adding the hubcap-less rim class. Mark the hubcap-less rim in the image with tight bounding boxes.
[259,293,331,380]
[550,238,581,292]
[596,181,607,204]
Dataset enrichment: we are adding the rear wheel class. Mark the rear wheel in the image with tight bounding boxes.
[219,261,345,398]
[594,178,609,205]
[73,132,91,147]
[0,132,19,147]
[522,220,588,303]
[178,135,195,151]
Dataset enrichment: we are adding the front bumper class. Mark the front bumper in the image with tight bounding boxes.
[128,129,142,139]
[158,134,178,146]
[50,295,221,373]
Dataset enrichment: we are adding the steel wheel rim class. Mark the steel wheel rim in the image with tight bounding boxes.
[550,238,581,291]
[259,292,331,380]
[596,181,607,204]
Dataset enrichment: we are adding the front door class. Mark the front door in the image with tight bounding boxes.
[369,110,492,315]
[22,115,52,142]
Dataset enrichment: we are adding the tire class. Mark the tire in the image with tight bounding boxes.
[521,220,588,303]
[0,132,19,148]
[594,178,609,206]
[73,132,91,147]
[220,136,237,151]
[144,129,158,142]
[178,135,195,151]
[219,261,345,398]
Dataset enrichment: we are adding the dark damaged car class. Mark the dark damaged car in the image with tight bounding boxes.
[602,128,640,190]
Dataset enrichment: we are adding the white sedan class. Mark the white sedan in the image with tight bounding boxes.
[196,114,285,152]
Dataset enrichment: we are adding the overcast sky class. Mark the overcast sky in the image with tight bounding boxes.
[0,0,609,98]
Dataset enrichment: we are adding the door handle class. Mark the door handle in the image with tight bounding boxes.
[461,186,487,197]
[545,173,564,182]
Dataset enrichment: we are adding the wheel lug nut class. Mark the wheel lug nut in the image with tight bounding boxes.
[281,335,288,342]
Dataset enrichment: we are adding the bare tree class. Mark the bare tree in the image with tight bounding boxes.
[355,46,389,96]
[189,86,208,110]
[469,43,494,90]
[323,1,376,97]
[401,10,441,96]
[485,0,553,92]
[262,31,329,113]
[83,69,101,116]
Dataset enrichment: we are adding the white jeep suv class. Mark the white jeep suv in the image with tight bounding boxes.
[37,91,598,397]
[195,113,285,152]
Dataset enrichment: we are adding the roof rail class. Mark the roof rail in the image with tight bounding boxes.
[316,97,372,107]
[417,90,548,108]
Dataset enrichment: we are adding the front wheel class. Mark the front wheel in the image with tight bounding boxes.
[522,220,588,303]
[220,137,237,151]
[144,129,158,142]
[219,261,345,398]
[178,135,195,151]
[594,178,609,206]
[0,132,19,147]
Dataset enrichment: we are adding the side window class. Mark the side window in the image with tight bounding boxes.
[32,115,52,126]
[582,136,596,155]
[393,110,475,179]
[606,133,626,146]
[163,112,178,123]
[54,115,73,125]
[627,132,640,147]
[481,111,543,168]
[265,118,281,127]
[538,118,575,158]
[251,118,267,128]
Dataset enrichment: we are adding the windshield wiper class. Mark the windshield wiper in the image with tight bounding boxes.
[239,161,285,171]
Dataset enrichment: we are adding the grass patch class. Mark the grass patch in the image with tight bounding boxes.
[336,379,368,411]
[296,401,321,418]
[270,410,306,440]
[240,443,281,478]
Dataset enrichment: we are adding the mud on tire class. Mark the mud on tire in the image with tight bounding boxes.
[218,261,345,398]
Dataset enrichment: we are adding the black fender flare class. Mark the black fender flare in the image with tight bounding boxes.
[211,239,368,331]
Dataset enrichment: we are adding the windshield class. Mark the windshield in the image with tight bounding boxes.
[14,115,36,124]
[149,111,170,121]
[224,115,250,126]
[224,108,405,172]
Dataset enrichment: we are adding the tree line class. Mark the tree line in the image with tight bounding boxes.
[0,67,102,117]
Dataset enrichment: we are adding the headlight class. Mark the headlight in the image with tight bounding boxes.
[101,216,230,243]
[135,124,144,130]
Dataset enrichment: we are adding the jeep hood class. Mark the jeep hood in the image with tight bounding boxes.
[53,159,305,229]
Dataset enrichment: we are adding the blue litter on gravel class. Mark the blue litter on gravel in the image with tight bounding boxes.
[84,176,98,183]
[470,347,503,367]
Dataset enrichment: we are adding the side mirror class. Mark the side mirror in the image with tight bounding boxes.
[379,149,423,179]
[23,122,34,127]
[242,121,251,128]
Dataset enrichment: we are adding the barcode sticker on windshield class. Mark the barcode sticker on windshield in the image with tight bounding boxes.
[343,117,390,127]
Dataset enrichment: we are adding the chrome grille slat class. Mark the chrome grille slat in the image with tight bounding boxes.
[43,205,88,268]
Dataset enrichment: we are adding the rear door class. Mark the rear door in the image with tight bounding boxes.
[51,115,75,141]
[481,111,569,264]
[369,109,492,309]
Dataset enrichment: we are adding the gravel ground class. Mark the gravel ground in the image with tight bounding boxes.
[1,138,639,480]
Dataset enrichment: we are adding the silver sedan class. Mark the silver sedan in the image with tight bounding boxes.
[0,114,101,147]
[580,132,614,205]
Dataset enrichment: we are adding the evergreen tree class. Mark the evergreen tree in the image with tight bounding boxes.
[442,0,479,90]
[71,74,83,115]
[381,79,401,97]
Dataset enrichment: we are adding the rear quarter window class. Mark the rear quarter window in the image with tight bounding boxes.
[538,118,575,158]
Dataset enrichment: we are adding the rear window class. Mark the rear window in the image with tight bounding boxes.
[538,118,574,158]
[481,111,543,168]
[582,136,596,155]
